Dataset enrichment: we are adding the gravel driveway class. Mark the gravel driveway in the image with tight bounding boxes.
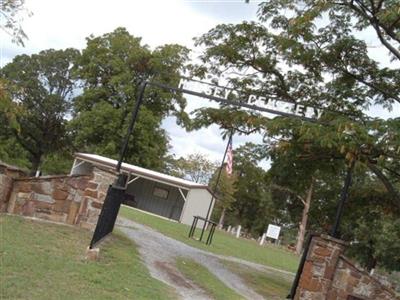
[116,217,294,300]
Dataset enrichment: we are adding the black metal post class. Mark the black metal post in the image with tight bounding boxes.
[89,80,148,248]
[199,130,233,241]
[189,216,198,238]
[287,233,315,299]
[116,80,148,176]
[330,159,356,238]
[206,224,216,245]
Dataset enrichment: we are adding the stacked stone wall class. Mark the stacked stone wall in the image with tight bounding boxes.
[0,174,13,212]
[329,256,397,299]
[3,166,117,230]
[77,167,117,229]
[0,162,27,212]
[7,175,92,225]
[294,234,398,300]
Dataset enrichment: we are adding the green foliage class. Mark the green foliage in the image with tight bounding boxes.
[166,153,218,184]
[210,167,237,212]
[71,28,189,170]
[192,0,400,270]
[227,143,276,236]
[1,28,190,174]
[259,0,400,61]
[0,135,30,168]
[345,208,400,271]
[40,151,74,175]
[0,48,79,173]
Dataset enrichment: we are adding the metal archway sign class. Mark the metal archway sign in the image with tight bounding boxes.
[89,77,354,249]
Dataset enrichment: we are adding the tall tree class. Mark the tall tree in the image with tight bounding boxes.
[71,28,189,170]
[259,1,400,61]
[193,0,400,207]
[166,153,218,184]
[0,82,29,167]
[210,167,237,228]
[191,0,400,268]
[1,48,79,174]
[228,143,276,236]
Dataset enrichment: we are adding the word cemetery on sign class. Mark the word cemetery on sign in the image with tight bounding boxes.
[266,224,281,240]
[179,78,322,120]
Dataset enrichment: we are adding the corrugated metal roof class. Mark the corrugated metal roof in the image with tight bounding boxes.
[74,153,211,191]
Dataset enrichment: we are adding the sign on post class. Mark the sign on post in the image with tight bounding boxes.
[266,224,281,240]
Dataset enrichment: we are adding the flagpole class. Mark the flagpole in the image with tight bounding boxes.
[199,129,234,241]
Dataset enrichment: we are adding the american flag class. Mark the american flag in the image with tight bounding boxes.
[225,137,233,176]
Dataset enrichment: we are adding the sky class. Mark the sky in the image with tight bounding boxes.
[0,0,265,167]
[1,0,398,168]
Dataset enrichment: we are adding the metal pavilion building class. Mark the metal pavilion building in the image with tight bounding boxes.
[70,153,214,226]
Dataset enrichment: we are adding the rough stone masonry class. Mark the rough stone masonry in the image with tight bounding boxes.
[294,234,398,300]
[0,161,116,230]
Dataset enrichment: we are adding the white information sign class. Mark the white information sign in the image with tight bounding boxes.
[266,224,281,240]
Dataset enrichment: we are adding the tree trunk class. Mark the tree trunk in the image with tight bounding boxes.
[366,256,377,272]
[30,154,42,176]
[295,177,315,255]
[218,207,226,229]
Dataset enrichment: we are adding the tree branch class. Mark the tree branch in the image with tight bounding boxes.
[371,21,400,61]
[347,1,400,60]
[340,68,400,104]
[367,161,400,208]
[270,183,306,206]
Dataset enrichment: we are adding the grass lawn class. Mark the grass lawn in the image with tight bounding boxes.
[222,261,293,299]
[175,257,243,300]
[120,206,299,273]
[0,214,176,300]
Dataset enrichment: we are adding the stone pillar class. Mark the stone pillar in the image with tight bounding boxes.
[294,234,347,300]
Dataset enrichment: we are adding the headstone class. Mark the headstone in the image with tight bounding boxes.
[236,225,241,238]
[227,225,232,233]
[259,233,266,246]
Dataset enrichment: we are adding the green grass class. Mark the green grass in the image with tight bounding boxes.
[222,261,293,299]
[175,257,243,300]
[120,206,299,273]
[0,215,176,300]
